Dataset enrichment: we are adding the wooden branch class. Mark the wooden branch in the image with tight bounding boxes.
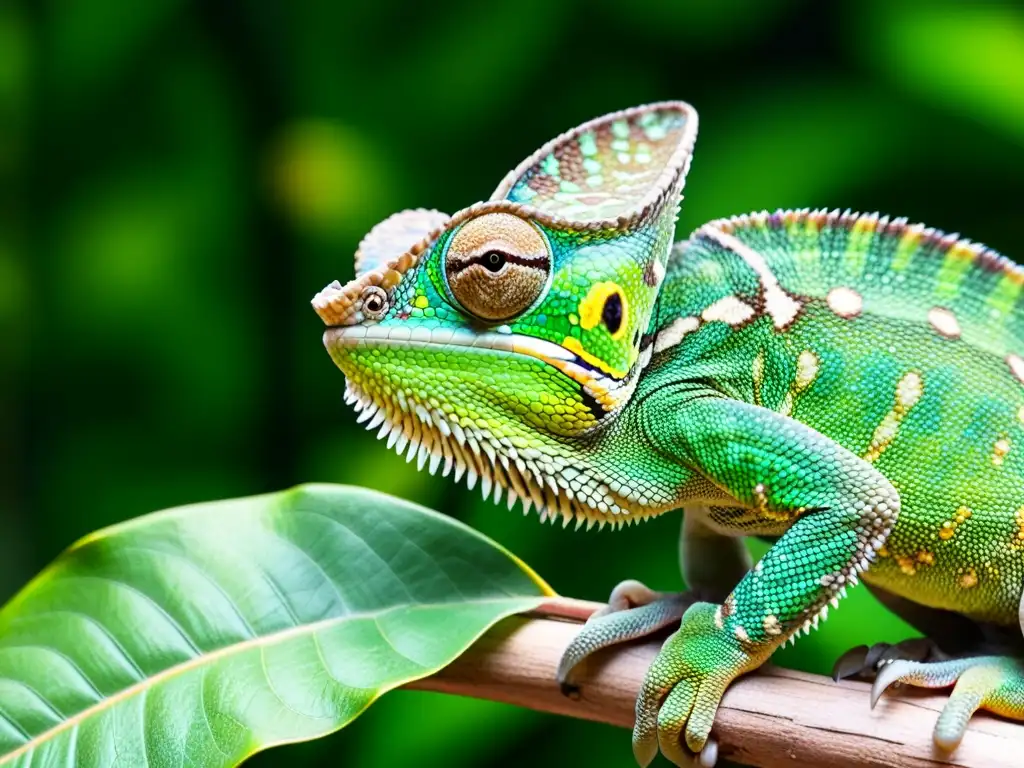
[406,598,1021,768]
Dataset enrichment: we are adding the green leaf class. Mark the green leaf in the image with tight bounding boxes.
[0,484,553,766]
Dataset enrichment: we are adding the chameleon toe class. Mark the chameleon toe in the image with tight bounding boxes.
[698,738,718,768]
[556,592,690,687]
[866,655,1024,750]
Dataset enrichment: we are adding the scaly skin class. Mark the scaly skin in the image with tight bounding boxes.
[313,102,1024,765]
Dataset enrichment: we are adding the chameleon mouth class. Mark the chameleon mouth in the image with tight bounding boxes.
[323,324,631,412]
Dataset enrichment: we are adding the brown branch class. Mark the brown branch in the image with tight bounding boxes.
[407,598,1020,768]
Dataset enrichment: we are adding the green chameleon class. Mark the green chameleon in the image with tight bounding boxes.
[312,102,1024,766]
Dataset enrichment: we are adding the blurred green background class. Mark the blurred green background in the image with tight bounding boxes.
[3,0,1024,765]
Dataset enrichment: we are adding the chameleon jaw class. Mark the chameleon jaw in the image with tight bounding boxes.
[323,324,661,529]
[322,323,641,413]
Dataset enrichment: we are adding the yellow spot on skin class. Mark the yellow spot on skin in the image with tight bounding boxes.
[1012,507,1024,551]
[578,281,628,339]
[1017,405,1024,425]
[892,225,923,272]
[916,550,934,566]
[993,437,1011,466]
[939,506,971,540]
[763,614,782,636]
[568,313,579,325]
[877,545,889,558]
[561,336,627,379]
[896,555,917,575]
[752,350,765,406]
[795,350,819,392]
[778,392,794,418]
[864,371,923,462]
[413,295,430,309]
[959,568,978,589]
[734,624,750,643]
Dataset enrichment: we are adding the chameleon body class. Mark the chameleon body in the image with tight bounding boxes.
[313,102,1024,765]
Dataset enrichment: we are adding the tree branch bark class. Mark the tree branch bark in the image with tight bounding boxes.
[406,598,1020,768]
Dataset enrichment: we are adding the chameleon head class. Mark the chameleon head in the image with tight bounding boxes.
[313,102,698,524]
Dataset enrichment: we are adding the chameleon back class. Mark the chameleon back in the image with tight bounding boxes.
[655,209,1024,624]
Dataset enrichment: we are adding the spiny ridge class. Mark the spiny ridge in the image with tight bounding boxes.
[344,382,657,531]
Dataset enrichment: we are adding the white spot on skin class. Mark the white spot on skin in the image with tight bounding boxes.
[795,350,819,391]
[865,371,923,462]
[650,258,666,287]
[1008,354,1024,385]
[653,316,700,354]
[702,227,801,329]
[734,624,750,643]
[993,438,1011,466]
[701,295,756,326]
[927,307,961,339]
[827,287,863,318]
[763,614,782,636]
[714,604,724,630]
[896,371,923,411]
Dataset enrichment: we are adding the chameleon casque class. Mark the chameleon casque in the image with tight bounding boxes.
[312,102,1024,765]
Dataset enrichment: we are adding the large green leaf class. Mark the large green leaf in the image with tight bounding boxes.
[0,484,553,766]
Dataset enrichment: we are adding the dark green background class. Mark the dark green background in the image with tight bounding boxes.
[4,0,1024,765]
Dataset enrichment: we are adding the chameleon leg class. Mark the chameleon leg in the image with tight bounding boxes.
[872,655,1024,750]
[557,513,749,694]
[633,394,899,767]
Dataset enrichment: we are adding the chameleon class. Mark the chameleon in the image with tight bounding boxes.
[312,101,1024,766]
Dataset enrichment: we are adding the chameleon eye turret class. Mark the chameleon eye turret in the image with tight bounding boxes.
[444,212,551,322]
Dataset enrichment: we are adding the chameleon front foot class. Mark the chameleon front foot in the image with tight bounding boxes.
[557,579,695,696]
[633,602,759,768]
[871,655,1024,750]
[832,638,947,681]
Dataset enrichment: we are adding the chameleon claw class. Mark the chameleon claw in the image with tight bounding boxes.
[559,681,581,700]
[832,644,870,681]
[698,737,718,768]
[870,659,916,708]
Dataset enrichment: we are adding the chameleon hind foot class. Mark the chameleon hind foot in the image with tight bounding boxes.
[871,655,1024,750]
[832,637,947,681]
[557,580,696,696]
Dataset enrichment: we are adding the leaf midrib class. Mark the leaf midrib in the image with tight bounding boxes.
[0,596,531,764]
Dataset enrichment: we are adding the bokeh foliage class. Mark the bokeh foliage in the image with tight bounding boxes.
[3,1,1024,765]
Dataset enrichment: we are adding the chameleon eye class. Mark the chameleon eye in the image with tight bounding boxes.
[601,292,623,335]
[361,286,389,319]
[444,212,551,322]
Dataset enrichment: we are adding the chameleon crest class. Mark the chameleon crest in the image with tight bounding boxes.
[314,103,698,523]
